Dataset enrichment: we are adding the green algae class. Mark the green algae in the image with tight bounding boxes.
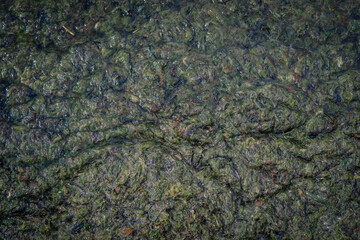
[0,0,360,239]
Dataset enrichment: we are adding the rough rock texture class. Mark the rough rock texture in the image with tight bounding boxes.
[0,0,359,239]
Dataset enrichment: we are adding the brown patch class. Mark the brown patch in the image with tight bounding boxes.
[257,120,262,131]
[149,103,161,113]
[160,78,165,87]
[121,227,135,236]
[208,125,215,131]
[255,200,263,206]
[282,85,295,93]
[21,174,30,181]
[222,65,231,73]
[105,176,112,184]
[156,71,163,78]
[293,71,300,85]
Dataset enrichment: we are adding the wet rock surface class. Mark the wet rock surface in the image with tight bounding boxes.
[0,0,359,239]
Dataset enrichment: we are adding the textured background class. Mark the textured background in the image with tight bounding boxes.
[0,0,359,239]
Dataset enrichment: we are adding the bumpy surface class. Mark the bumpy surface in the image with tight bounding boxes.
[1,0,360,239]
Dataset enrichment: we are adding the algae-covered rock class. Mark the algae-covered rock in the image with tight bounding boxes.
[0,0,359,239]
